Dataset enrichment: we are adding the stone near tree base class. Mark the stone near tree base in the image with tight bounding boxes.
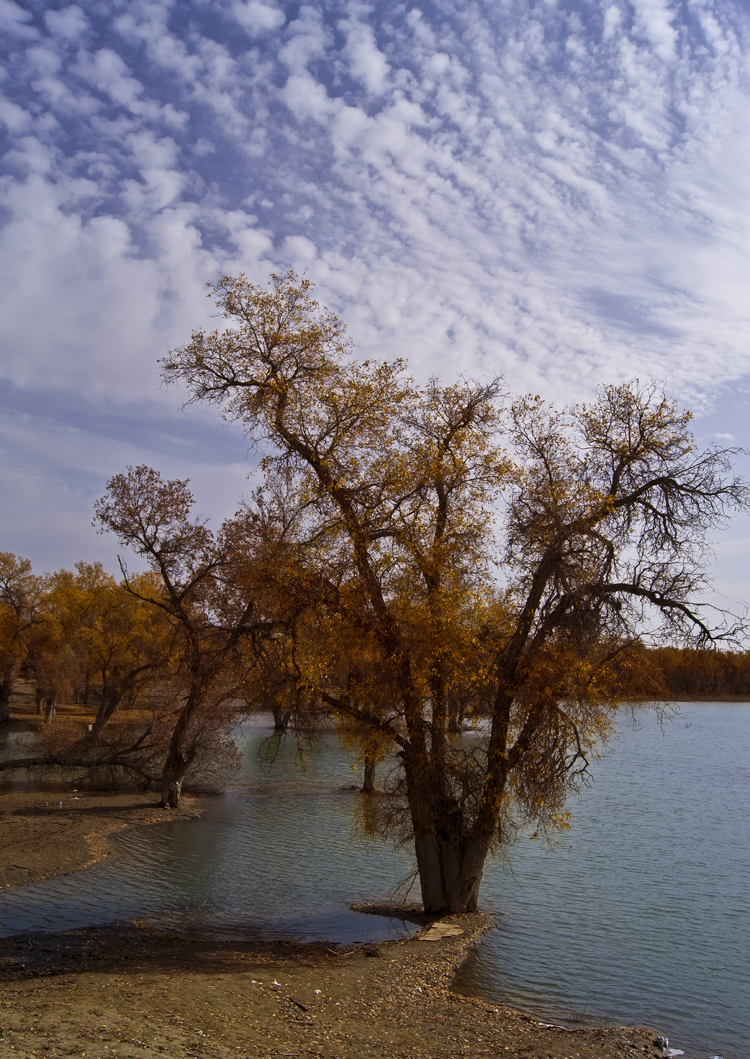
[418,922,465,941]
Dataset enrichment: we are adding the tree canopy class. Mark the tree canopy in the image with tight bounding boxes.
[93,466,276,806]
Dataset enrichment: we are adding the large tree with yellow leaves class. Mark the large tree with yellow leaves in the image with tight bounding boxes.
[161,271,748,913]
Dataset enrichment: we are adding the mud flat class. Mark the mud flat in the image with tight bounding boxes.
[0,789,203,892]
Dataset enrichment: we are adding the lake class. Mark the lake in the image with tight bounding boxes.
[456,702,750,1058]
[1,703,748,1058]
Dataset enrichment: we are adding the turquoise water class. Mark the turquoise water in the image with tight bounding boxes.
[1,705,749,1057]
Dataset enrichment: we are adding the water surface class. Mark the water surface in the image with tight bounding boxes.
[1,705,748,1057]
[0,722,415,944]
[456,703,750,1058]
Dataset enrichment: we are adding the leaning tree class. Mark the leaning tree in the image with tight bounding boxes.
[162,271,749,912]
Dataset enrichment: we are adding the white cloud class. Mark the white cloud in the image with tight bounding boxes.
[113,4,202,82]
[3,0,750,578]
[279,5,329,71]
[632,0,678,61]
[73,47,187,127]
[0,0,37,40]
[44,4,88,41]
[76,48,145,108]
[281,234,317,264]
[602,5,622,42]
[192,138,215,157]
[0,98,32,133]
[231,1,285,34]
[282,72,334,121]
[26,44,62,77]
[340,12,390,96]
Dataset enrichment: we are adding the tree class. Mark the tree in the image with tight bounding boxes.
[42,563,173,736]
[94,466,271,807]
[0,557,177,787]
[0,553,43,722]
[162,271,749,912]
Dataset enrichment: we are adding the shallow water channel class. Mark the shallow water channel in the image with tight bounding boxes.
[1,704,749,1058]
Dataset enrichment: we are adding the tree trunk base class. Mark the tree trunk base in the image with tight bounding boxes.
[159,775,183,809]
[414,831,486,914]
[272,704,292,731]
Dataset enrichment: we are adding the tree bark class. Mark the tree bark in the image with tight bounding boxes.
[0,682,10,723]
[406,756,492,913]
[158,682,202,808]
[91,691,122,737]
[272,701,292,731]
[160,755,188,808]
[361,755,376,793]
[43,695,56,724]
[412,829,488,913]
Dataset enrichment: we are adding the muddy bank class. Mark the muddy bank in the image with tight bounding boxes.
[0,789,203,891]
[0,915,662,1059]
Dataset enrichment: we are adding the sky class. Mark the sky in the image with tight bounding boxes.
[2,0,750,621]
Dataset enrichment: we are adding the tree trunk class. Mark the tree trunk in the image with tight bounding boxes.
[0,682,10,723]
[447,695,466,733]
[158,684,202,808]
[44,695,56,724]
[361,755,376,793]
[412,829,489,914]
[91,691,121,737]
[272,701,292,731]
[160,754,188,808]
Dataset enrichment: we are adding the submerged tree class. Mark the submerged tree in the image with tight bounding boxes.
[162,271,749,912]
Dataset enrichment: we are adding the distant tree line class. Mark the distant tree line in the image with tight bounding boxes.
[616,644,750,699]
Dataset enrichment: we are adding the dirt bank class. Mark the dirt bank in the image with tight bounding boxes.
[0,789,203,891]
[0,789,663,1059]
[0,916,662,1059]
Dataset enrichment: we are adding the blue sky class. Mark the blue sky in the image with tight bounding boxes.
[2,0,750,616]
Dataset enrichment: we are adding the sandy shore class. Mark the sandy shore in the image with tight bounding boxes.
[0,788,662,1059]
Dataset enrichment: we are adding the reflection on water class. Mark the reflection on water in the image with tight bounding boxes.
[1,706,749,1057]
[0,722,415,944]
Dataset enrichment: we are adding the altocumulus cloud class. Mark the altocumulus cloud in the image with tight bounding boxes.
[2,0,750,594]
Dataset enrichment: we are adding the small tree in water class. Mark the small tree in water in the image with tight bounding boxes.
[162,271,749,912]
[94,467,273,807]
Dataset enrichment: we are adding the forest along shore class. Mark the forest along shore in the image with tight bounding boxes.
[0,789,664,1059]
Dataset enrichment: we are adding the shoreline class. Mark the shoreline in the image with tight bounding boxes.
[0,787,664,1059]
[0,787,205,891]
[0,914,661,1059]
